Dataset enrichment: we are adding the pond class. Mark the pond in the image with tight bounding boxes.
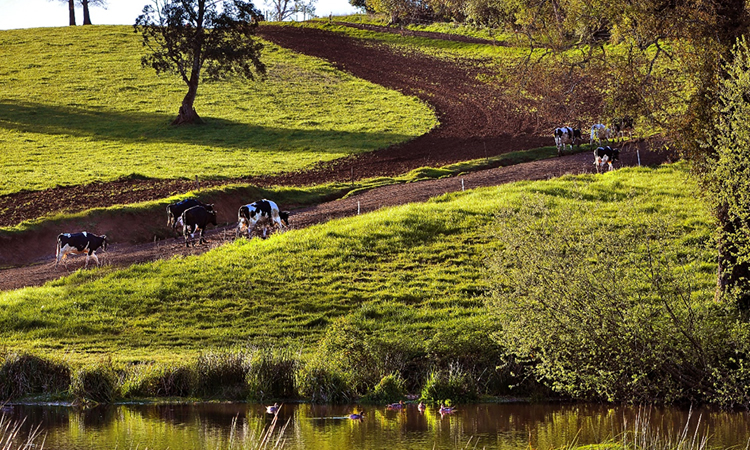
[3,402,750,449]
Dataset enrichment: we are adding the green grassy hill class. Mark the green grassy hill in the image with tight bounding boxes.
[0,26,436,196]
[0,164,714,365]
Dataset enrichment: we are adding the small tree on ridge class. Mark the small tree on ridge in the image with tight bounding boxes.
[135,0,266,125]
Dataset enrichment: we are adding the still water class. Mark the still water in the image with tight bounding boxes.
[4,402,750,449]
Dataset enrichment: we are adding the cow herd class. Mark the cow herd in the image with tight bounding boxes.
[553,117,634,173]
[55,119,636,269]
[55,198,290,269]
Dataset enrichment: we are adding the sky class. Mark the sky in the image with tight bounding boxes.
[0,0,359,30]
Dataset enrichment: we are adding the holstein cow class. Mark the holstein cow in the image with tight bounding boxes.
[237,199,289,239]
[589,123,610,146]
[56,231,108,268]
[167,198,214,230]
[593,146,620,173]
[181,205,217,247]
[554,127,582,156]
[611,117,634,140]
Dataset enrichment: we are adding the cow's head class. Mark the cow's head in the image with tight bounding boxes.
[208,210,218,226]
[101,235,109,251]
[280,211,290,227]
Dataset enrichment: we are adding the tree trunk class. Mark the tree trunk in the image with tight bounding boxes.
[715,211,750,309]
[172,80,203,125]
[68,0,76,26]
[82,0,92,25]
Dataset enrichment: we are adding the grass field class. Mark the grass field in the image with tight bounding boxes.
[0,164,714,365]
[0,25,436,196]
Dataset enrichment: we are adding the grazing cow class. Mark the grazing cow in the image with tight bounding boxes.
[56,231,108,268]
[590,123,610,146]
[611,117,634,140]
[181,205,217,247]
[593,146,620,173]
[554,127,582,156]
[166,198,214,229]
[237,199,289,239]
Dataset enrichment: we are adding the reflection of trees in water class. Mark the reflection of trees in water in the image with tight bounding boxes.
[6,403,750,449]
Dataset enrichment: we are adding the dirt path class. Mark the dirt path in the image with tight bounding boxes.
[0,145,668,291]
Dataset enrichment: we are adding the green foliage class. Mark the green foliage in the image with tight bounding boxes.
[0,26,435,196]
[193,351,251,399]
[297,362,355,404]
[704,36,750,307]
[0,350,70,401]
[487,194,746,404]
[419,364,478,404]
[71,360,121,404]
[121,364,193,398]
[135,0,265,124]
[247,347,299,401]
[361,373,406,403]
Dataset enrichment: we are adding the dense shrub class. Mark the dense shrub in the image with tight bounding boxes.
[247,347,299,401]
[0,351,70,401]
[71,361,120,404]
[297,362,355,404]
[487,197,750,405]
[420,364,478,404]
[361,373,406,403]
[193,351,250,399]
[122,364,193,398]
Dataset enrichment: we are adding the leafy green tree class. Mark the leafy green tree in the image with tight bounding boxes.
[705,37,750,308]
[134,0,266,125]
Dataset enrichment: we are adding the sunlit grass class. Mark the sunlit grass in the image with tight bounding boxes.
[0,25,436,196]
[0,163,714,365]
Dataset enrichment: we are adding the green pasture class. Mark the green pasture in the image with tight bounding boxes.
[0,25,436,196]
[0,164,714,365]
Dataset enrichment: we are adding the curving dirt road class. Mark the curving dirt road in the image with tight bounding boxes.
[0,24,670,291]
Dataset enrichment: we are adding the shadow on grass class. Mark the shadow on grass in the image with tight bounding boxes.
[0,100,413,153]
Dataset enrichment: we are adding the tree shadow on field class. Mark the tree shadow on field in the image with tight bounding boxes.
[0,100,412,154]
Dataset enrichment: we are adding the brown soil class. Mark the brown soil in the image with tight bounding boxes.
[0,25,671,291]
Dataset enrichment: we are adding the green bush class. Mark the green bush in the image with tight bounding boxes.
[487,197,747,404]
[0,350,70,401]
[420,364,478,404]
[297,362,355,404]
[71,361,120,404]
[193,351,250,399]
[122,364,193,398]
[361,373,406,403]
[247,347,299,401]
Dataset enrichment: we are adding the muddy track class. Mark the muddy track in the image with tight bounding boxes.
[0,25,670,291]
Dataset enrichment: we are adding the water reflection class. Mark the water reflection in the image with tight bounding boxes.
[4,402,750,449]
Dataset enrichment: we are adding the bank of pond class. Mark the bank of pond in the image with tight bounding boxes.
[3,402,750,449]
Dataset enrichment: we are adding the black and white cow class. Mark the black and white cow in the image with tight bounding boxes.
[167,198,214,229]
[56,231,108,268]
[593,146,620,173]
[236,199,289,239]
[554,127,582,156]
[611,117,634,140]
[589,123,610,146]
[181,205,217,247]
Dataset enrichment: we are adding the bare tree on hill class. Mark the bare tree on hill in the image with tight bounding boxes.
[50,0,107,25]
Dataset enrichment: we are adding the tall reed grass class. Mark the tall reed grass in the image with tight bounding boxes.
[0,413,45,450]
